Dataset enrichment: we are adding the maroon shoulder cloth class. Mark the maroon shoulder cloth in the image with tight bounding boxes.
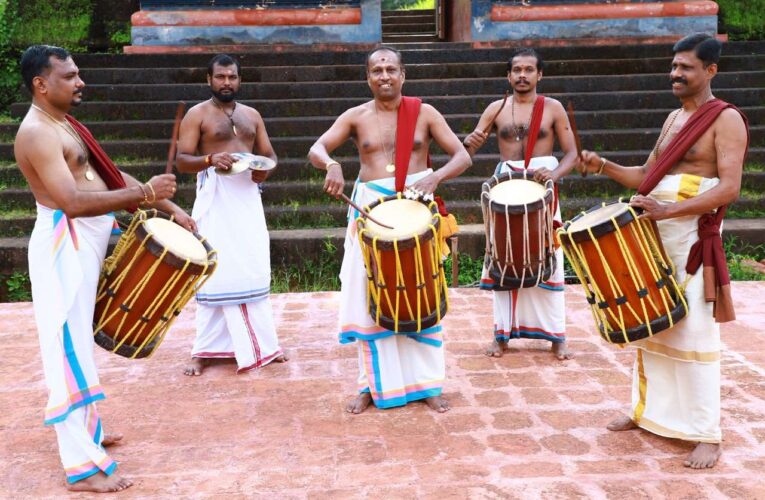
[636,99,750,323]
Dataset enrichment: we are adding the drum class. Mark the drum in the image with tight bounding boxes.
[481,172,556,289]
[93,210,217,359]
[557,201,688,344]
[357,194,449,333]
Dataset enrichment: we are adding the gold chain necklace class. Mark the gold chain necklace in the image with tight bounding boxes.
[653,108,681,160]
[31,104,95,181]
[211,99,238,136]
[374,103,396,174]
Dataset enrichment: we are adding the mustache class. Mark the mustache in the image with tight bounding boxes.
[671,77,688,85]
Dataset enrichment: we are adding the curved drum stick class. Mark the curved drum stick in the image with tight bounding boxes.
[339,193,395,230]
[465,90,510,155]
[165,101,186,174]
[566,100,586,178]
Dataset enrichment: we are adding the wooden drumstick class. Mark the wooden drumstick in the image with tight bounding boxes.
[566,101,586,178]
[165,101,186,174]
[465,90,509,155]
[339,193,395,230]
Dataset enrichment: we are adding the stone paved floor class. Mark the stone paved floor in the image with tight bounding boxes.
[1,284,765,499]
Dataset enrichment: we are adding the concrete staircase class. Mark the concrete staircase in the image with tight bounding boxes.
[382,9,438,43]
[2,41,764,295]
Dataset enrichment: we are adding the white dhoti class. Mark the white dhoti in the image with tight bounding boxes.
[480,156,566,344]
[631,174,722,443]
[191,168,283,372]
[339,170,446,409]
[28,204,117,483]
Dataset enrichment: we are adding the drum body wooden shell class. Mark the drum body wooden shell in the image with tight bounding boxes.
[93,210,217,358]
[558,202,688,344]
[357,195,448,333]
[482,172,555,289]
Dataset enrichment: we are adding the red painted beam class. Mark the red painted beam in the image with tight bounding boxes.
[131,8,362,27]
[491,1,718,22]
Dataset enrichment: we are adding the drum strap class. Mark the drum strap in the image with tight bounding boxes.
[394,96,429,192]
[523,95,546,168]
[65,115,135,211]
[637,99,750,323]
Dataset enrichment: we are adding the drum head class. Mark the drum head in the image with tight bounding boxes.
[143,217,208,265]
[490,179,546,205]
[366,199,433,240]
[567,202,630,233]
[217,152,276,176]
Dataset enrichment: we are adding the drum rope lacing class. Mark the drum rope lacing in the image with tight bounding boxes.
[557,204,688,344]
[357,195,448,333]
[95,210,217,358]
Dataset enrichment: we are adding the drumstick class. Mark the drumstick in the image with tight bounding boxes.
[483,90,510,135]
[465,90,509,155]
[566,101,586,178]
[165,101,186,174]
[339,193,395,230]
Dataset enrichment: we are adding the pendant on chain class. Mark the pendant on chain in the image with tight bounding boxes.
[385,163,396,173]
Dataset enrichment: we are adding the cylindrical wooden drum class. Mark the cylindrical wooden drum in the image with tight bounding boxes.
[93,210,217,359]
[481,172,555,289]
[558,201,688,344]
[357,194,449,333]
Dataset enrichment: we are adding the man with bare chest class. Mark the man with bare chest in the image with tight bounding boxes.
[308,47,471,414]
[15,45,192,493]
[464,48,578,361]
[580,33,749,469]
[177,54,286,376]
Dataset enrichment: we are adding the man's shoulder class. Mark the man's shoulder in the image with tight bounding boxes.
[16,117,55,143]
[542,96,564,110]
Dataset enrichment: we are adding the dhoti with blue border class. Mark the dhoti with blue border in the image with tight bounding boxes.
[339,170,446,409]
[28,203,118,483]
[480,156,566,345]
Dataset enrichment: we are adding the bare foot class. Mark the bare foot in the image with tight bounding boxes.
[485,339,508,357]
[607,415,638,431]
[684,442,721,469]
[101,433,123,447]
[183,357,207,376]
[273,352,289,362]
[66,472,133,493]
[425,395,450,413]
[346,392,373,414]
[551,341,572,360]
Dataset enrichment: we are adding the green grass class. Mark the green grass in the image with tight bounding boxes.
[271,238,340,292]
[0,113,19,124]
[725,238,765,281]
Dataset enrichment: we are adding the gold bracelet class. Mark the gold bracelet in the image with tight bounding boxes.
[325,160,341,171]
[597,157,607,175]
[145,182,157,203]
[204,154,213,166]
[137,184,149,204]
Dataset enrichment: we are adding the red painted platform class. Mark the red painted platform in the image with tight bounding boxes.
[1,284,764,497]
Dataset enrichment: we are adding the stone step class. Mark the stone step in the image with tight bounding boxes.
[63,69,765,98]
[2,217,764,273]
[1,180,762,227]
[4,124,762,161]
[11,89,764,121]
[72,58,764,84]
[5,108,763,142]
[3,107,759,142]
[382,23,436,34]
[67,41,765,68]
[2,153,764,188]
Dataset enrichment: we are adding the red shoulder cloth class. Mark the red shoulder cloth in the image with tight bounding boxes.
[637,99,749,322]
[65,115,136,213]
[524,95,546,168]
[394,96,426,193]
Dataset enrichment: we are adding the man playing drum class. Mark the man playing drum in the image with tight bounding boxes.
[579,33,749,469]
[177,54,287,376]
[308,47,471,414]
[14,45,192,493]
[463,48,578,360]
